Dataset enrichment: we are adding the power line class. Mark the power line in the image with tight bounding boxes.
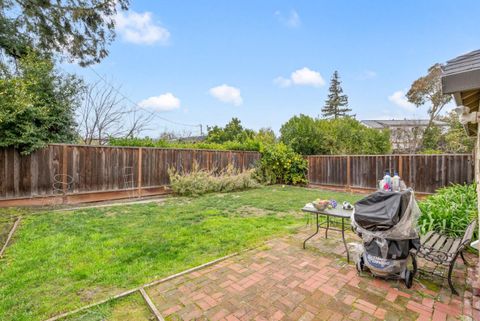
[88,66,202,130]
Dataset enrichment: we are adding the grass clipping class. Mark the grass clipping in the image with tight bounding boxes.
[168,161,260,196]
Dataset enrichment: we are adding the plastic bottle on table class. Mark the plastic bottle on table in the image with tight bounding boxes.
[383,170,392,191]
[378,179,384,190]
[392,171,400,192]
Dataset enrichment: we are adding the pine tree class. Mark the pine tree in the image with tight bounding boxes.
[322,71,352,119]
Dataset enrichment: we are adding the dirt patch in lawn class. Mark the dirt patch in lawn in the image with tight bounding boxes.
[77,287,111,302]
[236,206,275,217]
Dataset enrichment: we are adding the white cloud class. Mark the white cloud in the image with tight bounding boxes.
[388,90,415,111]
[209,84,243,106]
[273,76,292,88]
[291,68,325,87]
[115,11,170,45]
[138,93,180,111]
[274,67,325,88]
[275,10,301,28]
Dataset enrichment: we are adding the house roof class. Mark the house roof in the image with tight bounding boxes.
[443,50,480,77]
[441,49,480,136]
[361,119,447,129]
[442,49,480,95]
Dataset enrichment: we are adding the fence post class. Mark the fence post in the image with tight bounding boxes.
[398,155,403,178]
[305,155,312,184]
[137,147,143,198]
[62,145,68,203]
[346,155,351,192]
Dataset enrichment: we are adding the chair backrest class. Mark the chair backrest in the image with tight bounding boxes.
[461,220,477,246]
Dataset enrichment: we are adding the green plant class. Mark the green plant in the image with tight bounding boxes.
[322,70,352,119]
[255,143,307,185]
[418,183,477,239]
[280,115,391,155]
[0,51,83,154]
[108,137,261,151]
[168,162,260,196]
[420,149,443,154]
[108,119,275,152]
[0,0,129,67]
[280,114,327,155]
[205,117,255,143]
[442,111,475,153]
[108,137,167,148]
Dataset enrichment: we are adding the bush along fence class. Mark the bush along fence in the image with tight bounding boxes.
[307,154,474,194]
[0,144,260,206]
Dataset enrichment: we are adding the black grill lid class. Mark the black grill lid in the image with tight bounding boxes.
[354,190,411,231]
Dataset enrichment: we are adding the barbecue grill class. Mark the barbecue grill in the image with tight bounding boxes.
[351,189,420,288]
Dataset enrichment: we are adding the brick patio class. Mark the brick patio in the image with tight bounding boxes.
[146,229,479,321]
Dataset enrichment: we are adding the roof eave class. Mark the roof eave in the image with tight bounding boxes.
[442,68,480,94]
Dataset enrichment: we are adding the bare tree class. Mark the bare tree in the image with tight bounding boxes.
[77,80,153,144]
[391,124,424,153]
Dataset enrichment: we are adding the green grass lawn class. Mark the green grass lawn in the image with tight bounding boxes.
[0,218,15,249]
[0,186,362,321]
[0,208,30,249]
[62,293,153,321]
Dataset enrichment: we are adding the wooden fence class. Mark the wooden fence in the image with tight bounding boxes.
[0,144,260,206]
[0,146,474,206]
[307,154,475,194]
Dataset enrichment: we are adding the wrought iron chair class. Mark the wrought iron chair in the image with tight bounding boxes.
[411,220,477,295]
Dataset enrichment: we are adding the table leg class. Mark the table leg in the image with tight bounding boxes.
[325,215,330,239]
[342,218,350,263]
[303,213,319,249]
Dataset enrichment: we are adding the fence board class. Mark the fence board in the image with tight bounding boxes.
[307,156,347,186]
[307,154,474,194]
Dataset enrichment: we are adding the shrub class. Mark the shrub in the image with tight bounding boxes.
[280,114,327,155]
[280,115,391,155]
[108,137,260,151]
[108,137,166,147]
[418,183,477,239]
[168,162,260,196]
[255,143,307,185]
[420,149,443,154]
[0,52,82,154]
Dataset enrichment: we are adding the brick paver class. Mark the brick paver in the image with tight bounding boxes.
[146,229,478,320]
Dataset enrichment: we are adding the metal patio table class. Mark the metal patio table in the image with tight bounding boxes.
[301,205,352,263]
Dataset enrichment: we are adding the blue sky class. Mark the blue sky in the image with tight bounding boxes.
[64,1,480,137]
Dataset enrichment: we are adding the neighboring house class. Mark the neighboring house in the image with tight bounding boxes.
[361,119,448,153]
[441,50,480,256]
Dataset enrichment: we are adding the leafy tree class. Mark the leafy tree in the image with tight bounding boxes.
[323,117,390,155]
[0,0,129,66]
[0,51,83,154]
[409,112,474,154]
[442,112,474,153]
[206,118,254,143]
[254,128,276,145]
[406,64,452,135]
[280,115,390,155]
[421,126,443,151]
[322,71,352,119]
[280,114,326,155]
